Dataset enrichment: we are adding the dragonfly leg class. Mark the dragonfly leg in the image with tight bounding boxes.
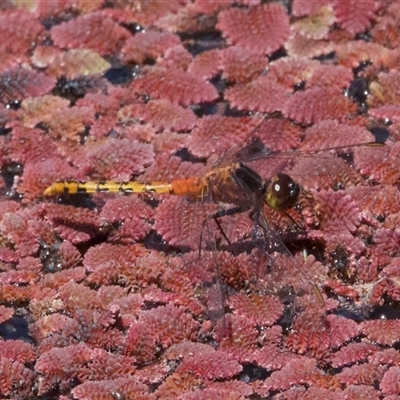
[198,206,247,258]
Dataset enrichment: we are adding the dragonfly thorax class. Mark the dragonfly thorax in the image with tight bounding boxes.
[265,173,300,211]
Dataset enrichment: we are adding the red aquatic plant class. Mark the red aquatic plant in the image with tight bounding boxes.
[123,99,196,132]
[0,67,56,104]
[51,13,131,56]
[131,66,219,107]
[225,75,288,112]
[46,49,111,79]
[0,9,44,55]
[217,3,290,55]
[334,0,377,35]
[1,0,400,398]
[122,30,181,64]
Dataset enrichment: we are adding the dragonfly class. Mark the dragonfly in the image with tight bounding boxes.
[43,115,385,342]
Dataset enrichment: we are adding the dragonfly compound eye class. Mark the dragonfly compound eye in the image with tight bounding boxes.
[265,173,300,211]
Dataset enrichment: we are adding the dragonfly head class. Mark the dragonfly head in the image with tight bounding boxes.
[265,173,300,211]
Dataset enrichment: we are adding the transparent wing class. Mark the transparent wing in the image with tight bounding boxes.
[217,114,385,170]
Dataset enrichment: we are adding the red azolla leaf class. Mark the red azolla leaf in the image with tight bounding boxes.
[283,87,357,124]
[54,225,92,244]
[46,49,111,79]
[0,10,43,55]
[292,0,331,17]
[100,196,153,222]
[0,269,37,285]
[187,115,260,159]
[0,211,39,256]
[0,248,17,264]
[96,286,128,307]
[314,190,361,234]
[193,0,232,14]
[78,348,136,381]
[20,96,70,128]
[0,340,35,364]
[126,305,199,363]
[291,6,335,40]
[268,58,320,88]
[109,294,142,326]
[187,49,222,80]
[369,105,400,123]
[139,303,199,348]
[154,3,208,34]
[217,3,290,55]
[221,46,268,84]
[35,343,93,394]
[0,67,56,104]
[117,250,167,288]
[252,344,299,371]
[0,305,13,324]
[51,14,130,56]
[84,244,162,287]
[47,106,96,141]
[181,387,247,400]
[300,120,374,151]
[43,203,102,228]
[122,30,181,64]
[373,228,400,257]
[369,70,400,108]
[132,66,218,106]
[89,115,118,138]
[290,157,362,193]
[37,268,86,293]
[331,342,379,368]
[371,3,400,49]
[343,384,381,400]
[286,30,335,59]
[334,0,377,35]
[165,341,215,361]
[10,127,57,168]
[225,75,288,112]
[112,0,185,27]
[263,358,321,391]
[216,314,258,351]
[306,64,353,90]
[122,99,196,132]
[30,312,80,342]
[337,363,386,386]
[369,347,400,366]
[72,377,151,400]
[80,138,154,181]
[0,200,20,220]
[0,357,34,397]
[380,366,400,395]
[289,313,360,355]
[228,293,283,326]
[335,40,389,69]
[35,0,104,17]
[155,196,217,249]
[59,240,82,269]
[76,93,120,116]
[83,243,146,272]
[0,283,30,303]
[125,321,159,364]
[176,349,242,380]
[116,216,151,242]
[162,44,193,70]
[360,319,400,345]
[359,142,400,185]
[207,381,253,398]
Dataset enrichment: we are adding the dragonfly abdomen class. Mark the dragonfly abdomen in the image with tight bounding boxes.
[43,177,205,197]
